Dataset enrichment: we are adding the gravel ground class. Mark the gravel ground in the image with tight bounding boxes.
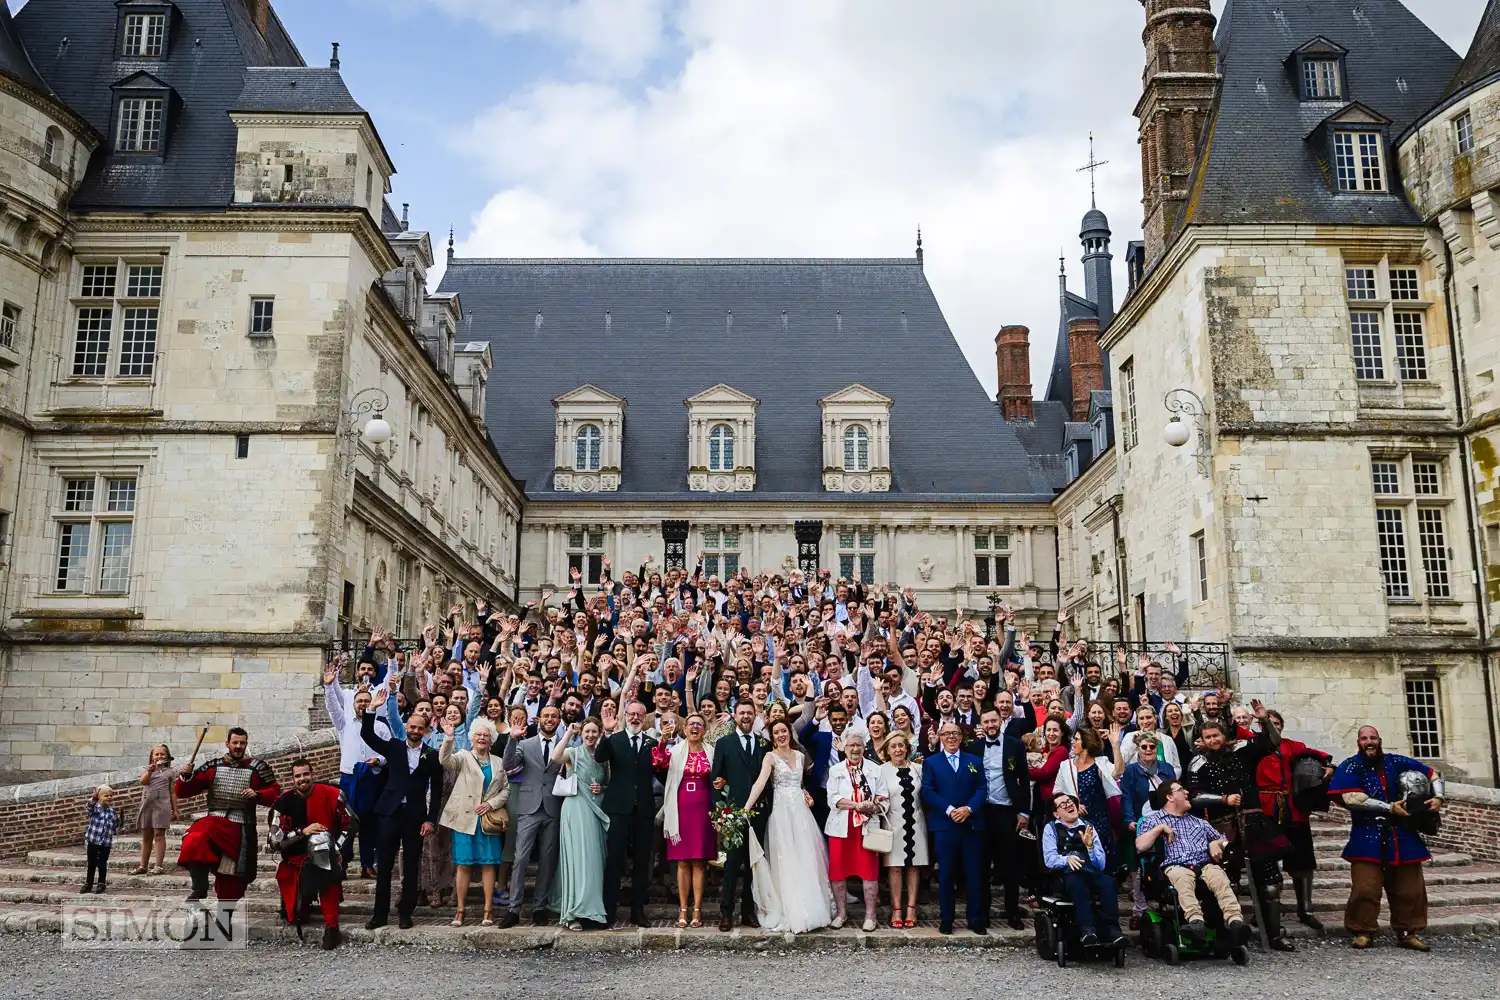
[0,935,1496,999]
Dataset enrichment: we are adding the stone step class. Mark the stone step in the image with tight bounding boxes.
[0,901,1493,950]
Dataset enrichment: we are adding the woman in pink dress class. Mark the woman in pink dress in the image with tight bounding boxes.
[658,712,716,928]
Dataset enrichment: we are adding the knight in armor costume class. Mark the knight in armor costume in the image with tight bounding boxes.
[1256,709,1334,931]
[174,728,281,903]
[1329,725,1444,952]
[1184,702,1295,951]
[269,758,353,950]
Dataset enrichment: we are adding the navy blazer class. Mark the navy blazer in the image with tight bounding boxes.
[361,710,442,823]
[921,750,988,833]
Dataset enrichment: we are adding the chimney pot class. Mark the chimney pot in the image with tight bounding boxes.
[994,325,1034,421]
[1066,317,1104,421]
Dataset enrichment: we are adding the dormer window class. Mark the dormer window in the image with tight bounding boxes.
[843,424,870,472]
[116,98,163,152]
[1335,131,1386,192]
[122,12,167,57]
[1302,59,1342,99]
[708,423,735,472]
[574,424,602,472]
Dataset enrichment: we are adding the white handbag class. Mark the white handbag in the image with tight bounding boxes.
[861,816,894,854]
[552,771,578,797]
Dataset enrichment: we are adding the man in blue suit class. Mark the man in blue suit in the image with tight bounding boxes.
[922,720,988,934]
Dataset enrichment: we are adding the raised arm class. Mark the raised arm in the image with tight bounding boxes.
[745,753,776,811]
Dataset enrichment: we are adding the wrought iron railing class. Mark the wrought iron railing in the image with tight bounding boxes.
[1089,641,1231,691]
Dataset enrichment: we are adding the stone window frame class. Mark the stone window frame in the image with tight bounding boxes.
[685,384,757,493]
[1332,129,1388,193]
[698,526,741,579]
[552,385,625,493]
[1369,450,1457,606]
[1119,358,1138,451]
[820,384,892,493]
[51,472,139,596]
[972,530,1012,589]
[1344,257,1437,411]
[566,528,607,585]
[1191,529,1208,604]
[1455,110,1475,155]
[835,527,878,584]
[573,423,603,472]
[69,255,166,383]
[1403,674,1444,760]
[114,3,177,61]
[110,73,177,157]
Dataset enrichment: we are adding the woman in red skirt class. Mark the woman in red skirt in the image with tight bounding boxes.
[823,731,888,931]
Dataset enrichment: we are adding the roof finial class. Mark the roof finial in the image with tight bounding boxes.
[447,227,454,264]
[330,42,340,70]
[1059,252,1067,295]
[1076,132,1109,209]
[915,225,924,268]
[400,203,409,232]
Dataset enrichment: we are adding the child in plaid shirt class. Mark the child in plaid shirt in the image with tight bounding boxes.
[83,785,121,895]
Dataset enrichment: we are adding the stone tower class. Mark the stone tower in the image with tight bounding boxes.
[1135,0,1220,265]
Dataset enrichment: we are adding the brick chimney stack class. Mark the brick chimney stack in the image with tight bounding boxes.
[994,325,1033,421]
[1067,317,1103,420]
[1137,0,1220,266]
[247,0,270,36]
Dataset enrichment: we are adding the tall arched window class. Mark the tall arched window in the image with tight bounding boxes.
[574,424,601,471]
[708,423,735,472]
[843,424,870,472]
[43,127,61,166]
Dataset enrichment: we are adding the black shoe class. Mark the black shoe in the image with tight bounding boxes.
[970,924,987,936]
[1299,911,1324,932]
[1271,935,1296,952]
[499,911,520,929]
[741,912,760,929]
[1185,918,1206,944]
[1226,918,1249,947]
[397,915,414,930]
[364,916,387,931]
[79,884,93,895]
[1006,915,1025,931]
[93,884,106,895]
[1110,934,1128,950]
[630,910,649,928]
[532,908,552,926]
[939,921,954,935]
[321,926,341,950]
[1080,931,1099,948]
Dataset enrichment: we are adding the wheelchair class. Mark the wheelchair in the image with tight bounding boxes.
[1032,868,1128,969]
[1136,842,1251,966]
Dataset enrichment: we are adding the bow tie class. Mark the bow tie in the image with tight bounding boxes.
[985,739,1002,748]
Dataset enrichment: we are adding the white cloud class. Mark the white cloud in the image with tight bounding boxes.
[433,0,1486,396]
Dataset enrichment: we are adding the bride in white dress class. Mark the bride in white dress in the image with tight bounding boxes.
[744,719,834,932]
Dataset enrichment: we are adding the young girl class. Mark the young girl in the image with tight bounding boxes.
[83,785,121,894]
[133,744,176,875]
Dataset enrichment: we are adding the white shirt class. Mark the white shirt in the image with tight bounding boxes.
[326,681,390,774]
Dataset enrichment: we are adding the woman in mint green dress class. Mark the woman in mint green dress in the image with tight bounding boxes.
[553,718,609,930]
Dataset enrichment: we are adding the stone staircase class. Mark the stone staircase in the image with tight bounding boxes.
[0,813,1495,951]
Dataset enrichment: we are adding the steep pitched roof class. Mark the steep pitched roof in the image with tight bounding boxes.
[14,0,304,211]
[232,66,363,114]
[0,3,48,94]
[438,258,1058,500]
[1044,288,1099,412]
[1184,0,1460,229]
[1442,0,1500,100]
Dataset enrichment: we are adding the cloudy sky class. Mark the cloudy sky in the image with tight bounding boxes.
[268,0,1486,397]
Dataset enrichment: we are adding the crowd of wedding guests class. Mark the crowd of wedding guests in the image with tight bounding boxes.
[321,558,1330,943]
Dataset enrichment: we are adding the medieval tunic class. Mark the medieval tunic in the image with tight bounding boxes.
[175,754,280,898]
[272,782,351,930]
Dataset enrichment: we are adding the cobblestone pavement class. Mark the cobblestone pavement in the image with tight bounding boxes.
[0,934,1494,1000]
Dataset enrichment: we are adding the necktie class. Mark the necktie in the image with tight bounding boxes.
[632,735,640,755]
[542,738,551,760]
[949,754,959,772]
[743,734,752,755]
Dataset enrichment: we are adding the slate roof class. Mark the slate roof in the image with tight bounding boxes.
[1441,0,1500,101]
[437,258,1060,501]
[1044,288,1100,412]
[1184,0,1460,229]
[0,3,47,94]
[14,0,304,211]
[231,66,363,114]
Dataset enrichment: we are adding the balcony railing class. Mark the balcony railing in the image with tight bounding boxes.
[1090,641,1230,690]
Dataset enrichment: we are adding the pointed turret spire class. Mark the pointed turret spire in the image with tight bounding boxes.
[447,227,455,264]
[330,42,340,70]
[915,226,924,268]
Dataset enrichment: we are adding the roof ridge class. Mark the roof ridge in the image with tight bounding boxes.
[448,257,922,267]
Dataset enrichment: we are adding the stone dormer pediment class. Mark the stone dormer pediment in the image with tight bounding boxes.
[820,383,892,493]
[819,383,893,407]
[554,383,626,406]
[685,383,759,406]
[685,385,756,492]
[552,384,625,493]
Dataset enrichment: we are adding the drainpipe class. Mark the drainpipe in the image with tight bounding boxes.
[511,500,523,610]
[1443,240,1500,786]
[1111,500,1128,643]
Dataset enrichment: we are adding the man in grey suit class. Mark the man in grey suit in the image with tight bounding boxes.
[499,704,564,927]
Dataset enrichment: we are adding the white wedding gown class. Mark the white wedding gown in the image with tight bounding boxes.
[748,751,834,932]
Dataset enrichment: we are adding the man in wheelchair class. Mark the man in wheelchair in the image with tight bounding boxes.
[1134,780,1250,947]
[1041,792,1126,949]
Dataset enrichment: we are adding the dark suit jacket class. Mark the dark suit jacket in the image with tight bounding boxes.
[921,750,988,833]
[361,710,441,823]
[594,729,658,816]
[710,728,771,830]
[1002,714,1036,742]
[964,735,1030,814]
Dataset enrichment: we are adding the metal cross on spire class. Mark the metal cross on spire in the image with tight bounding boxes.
[1076,132,1109,208]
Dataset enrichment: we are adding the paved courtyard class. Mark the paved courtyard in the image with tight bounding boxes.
[0,935,1493,1000]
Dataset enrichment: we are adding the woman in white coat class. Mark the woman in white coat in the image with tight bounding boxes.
[824,730,887,931]
[877,731,929,927]
[439,717,509,926]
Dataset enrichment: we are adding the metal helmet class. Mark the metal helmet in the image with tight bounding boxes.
[1397,770,1432,801]
[307,830,335,871]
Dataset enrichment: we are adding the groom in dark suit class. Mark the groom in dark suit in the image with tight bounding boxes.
[923,720,989,935]
[710,701,770,932]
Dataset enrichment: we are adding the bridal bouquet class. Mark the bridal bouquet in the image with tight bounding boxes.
[711,803,754,852]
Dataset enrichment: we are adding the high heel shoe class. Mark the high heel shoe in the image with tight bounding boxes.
[677,908,688,929]
[481,909,494,928]
[903,906,917,929]
[450,909,464,928]
[689,907,702,928]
